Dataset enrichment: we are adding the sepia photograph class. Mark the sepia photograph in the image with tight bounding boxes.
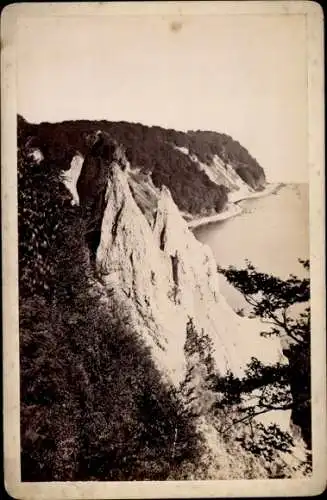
[1,1,326,498]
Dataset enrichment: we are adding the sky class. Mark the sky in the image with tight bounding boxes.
[16,9,308,182]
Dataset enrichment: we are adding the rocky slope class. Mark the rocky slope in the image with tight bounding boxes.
[174,145,256,203]
[24,124,283,383]
[58,134,283,386]
[20,120,285,391]
[92,150,309,475]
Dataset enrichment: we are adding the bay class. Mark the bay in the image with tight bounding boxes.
[193,183,310,311]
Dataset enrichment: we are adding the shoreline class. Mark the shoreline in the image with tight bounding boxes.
[187,183,284,230]
[187,203,243,229]
[233,182,284,204]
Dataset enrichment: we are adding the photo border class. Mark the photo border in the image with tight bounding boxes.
[1,2,326,498]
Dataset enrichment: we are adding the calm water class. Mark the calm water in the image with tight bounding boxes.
[194,184,310,311]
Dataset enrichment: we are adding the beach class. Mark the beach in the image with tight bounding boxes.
[187,183,283,230]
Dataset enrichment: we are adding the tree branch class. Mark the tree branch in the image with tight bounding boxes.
[221,403,293,435]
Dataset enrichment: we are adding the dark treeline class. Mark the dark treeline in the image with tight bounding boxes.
[18,115,265,216]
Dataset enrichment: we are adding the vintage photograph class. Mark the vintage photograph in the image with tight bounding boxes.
[1,1,325,498]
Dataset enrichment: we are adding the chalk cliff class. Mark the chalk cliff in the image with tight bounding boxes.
[174,145,255,203]
[72,155,284,386]
[85,154,308,475]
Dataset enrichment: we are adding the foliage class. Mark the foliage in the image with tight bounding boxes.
[18,145,89,300]
[184,317,216,379]
[212,358,290,407]
[217,260,311,449]
[20,293,203,481]
[217,259,310,343]
[185,130,265,189]
[235,422,294,463]
[180,318,301,476]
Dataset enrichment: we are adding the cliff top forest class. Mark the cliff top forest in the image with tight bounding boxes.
[18,115,265,216]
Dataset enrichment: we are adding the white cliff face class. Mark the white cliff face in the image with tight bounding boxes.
[95,162,284,385]
[127,168,160,226]
[61,154,84,206]
[173,145,254,202]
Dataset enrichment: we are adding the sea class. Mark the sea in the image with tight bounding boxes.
[193,183,310,312]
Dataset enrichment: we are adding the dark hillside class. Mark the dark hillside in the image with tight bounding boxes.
[18,115,265,216]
